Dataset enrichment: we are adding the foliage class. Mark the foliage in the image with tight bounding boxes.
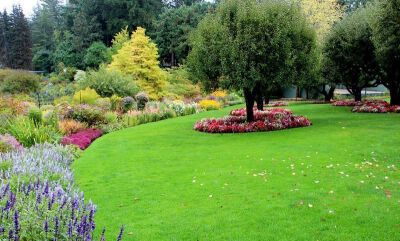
[104,111,119,124]
[108,27,166,99]
[66,104,104,126]
[1,115,61,147]
[122,96,135,112]
[58,119,87,135]
[1,70,40,94]
[370,0,400,105]
[0,96,27,116]
[323,5,380,101]
[135,92,149,110]
[0,133,23,153]
[110,26,130,55]
[53,39,85,69]
[298,0,345,42]
[110,94,123,111]
[28,106,43,125]
[32,49,54,73]
[151,3,210,66]
[165,65,201,99]
[189,0,317,121]
[83,41,110,69]
[167,101,200,116]
[73,87,100,105]
[80,67,139,98]
[0,5,33,70]
[61,128,103,150]
[199,99,219,111]
[56,62,77,82]
[123,108,175,127]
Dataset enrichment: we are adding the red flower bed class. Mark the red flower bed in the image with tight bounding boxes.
[194,108,311,133]
[61,129,103,150]
[332,99,388,106]
[352,100,400,113]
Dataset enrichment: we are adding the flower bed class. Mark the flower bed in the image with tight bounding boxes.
[265,102,288,107]
[61,129,103,150]
[352,101,400,113]
[0,143,123,240]
[194,108,311,133]
[332,99,388,107]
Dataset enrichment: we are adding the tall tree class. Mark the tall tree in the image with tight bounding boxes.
[189,0,317,121]
[323,5,380,101]
[152,3,210,66]
[108,27,166,100]
[338,0,373,12]
[8,5,33,70]
[371,0,400,105]
[0,10,11,68]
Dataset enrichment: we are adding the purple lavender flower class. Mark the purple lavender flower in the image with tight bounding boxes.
[117,225,124,241]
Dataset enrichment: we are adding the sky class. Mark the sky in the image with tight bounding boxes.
[0,0,65,17]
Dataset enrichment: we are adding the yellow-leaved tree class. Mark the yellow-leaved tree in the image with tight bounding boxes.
[108,27,166,100]
[298,0,345,42]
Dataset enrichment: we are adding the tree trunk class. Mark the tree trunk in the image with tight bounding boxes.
[325,86,335,101]
[353,89,362,101]
[244,88,255,122]
[390,86,400,106]
[305,88,309,99]
[255,93,263,111]
[171,50,175,67]
[264,92,270,105]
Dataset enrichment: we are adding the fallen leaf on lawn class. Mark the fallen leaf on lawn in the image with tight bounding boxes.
[299,200,304,205]
[308,204,313,208]
[209,194,213,198]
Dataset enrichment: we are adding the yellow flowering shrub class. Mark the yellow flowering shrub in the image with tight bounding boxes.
[199,99,220,110]
[211,90,227,98]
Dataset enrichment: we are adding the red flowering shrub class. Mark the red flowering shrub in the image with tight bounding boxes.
[61,129,103,150]
[194,108,311,133]
[352,100,400,113]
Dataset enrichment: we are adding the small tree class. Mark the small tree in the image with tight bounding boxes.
[323,5,381,101]
[108,27,166,100]
[189,0,317,121]
[370,0,400,105]
[84,41,109,69]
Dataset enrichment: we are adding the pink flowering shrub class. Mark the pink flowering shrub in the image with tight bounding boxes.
[61,129,103,150]
[194,108,311,133]
[0,133,24,152]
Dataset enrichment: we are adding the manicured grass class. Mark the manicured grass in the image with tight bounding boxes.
[73,103,400,241]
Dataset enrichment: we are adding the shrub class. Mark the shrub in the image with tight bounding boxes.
[110,94,123,111]
[28,106,42,125]
[58,119,87,135]
[95,97,111,111]
[61,129,103,150]
[199,99,219,110]
[84,42,110,69]
[0,97,27,116]
[54,95,73,105]
[43,110,59,127]
[1,70,40,94]
[211,90,227,98]
[73,87,100,105]
[0,68,14,83]
[66,104,104,126]
[122,96,135,111]
[56,62,77,82]
[0,133,23,153]
[33,49,54,73]
[135,92,149,110]
[2,116,62,147]
[81,67,139,97]
[166,66,201,99]
[104,111,119,124]
[167,101,200,116]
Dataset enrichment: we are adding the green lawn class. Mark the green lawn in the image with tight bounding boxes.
[73,103,400,241]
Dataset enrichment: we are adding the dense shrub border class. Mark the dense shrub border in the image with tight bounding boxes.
[194,108,311,133]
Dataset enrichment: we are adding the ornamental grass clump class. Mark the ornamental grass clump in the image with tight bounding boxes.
[167,102,200,116]
[194,108,311,133]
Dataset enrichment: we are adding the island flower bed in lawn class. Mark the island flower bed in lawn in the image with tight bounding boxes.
[194,108,311,133]
[352,101,400,113]
[332,99,388,106]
